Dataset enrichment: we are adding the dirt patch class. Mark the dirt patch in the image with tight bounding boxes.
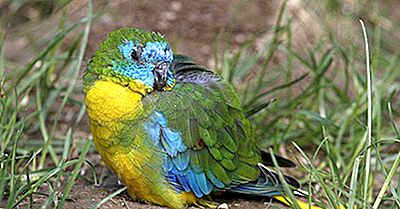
[62,166,287,209]
[85,0,278,65]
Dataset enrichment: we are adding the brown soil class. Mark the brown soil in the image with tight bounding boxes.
[62,156,286,209]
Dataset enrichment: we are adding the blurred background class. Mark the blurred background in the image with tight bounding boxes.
[1,0,399,208]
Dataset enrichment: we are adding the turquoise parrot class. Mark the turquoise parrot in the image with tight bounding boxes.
[83,28,317,209]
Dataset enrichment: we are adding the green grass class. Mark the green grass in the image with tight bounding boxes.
[1,0,399,208]
[1,1,94,208]
[214,2,400,208]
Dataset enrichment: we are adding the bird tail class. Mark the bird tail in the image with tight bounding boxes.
[229,163,327,209]
[228,163,299,196]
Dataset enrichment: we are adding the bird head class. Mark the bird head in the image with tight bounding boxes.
[84,28,175,95]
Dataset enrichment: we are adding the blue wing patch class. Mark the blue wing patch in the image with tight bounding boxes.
[144,111,224,197]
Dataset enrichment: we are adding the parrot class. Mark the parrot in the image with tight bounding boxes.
[83,28,321,209]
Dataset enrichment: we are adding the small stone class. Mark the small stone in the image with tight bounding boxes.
[161,11,176,21]
[171,1,183,11]
[217,203,229,209]
[20,95,30,107]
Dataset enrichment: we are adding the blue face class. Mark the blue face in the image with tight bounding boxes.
[112,40,175,91]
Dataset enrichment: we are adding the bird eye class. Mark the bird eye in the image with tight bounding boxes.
[130,49,141,62]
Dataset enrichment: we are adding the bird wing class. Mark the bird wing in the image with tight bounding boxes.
[140,55,262,197]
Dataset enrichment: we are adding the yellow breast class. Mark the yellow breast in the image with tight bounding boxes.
[85,80,143,149]
[85,80,143,124]
[85,80,187,208]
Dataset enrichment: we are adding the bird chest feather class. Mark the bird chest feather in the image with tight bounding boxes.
[84,80,185,207]
[85,79,151,156]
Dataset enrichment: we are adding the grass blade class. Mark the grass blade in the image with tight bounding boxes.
[358,18,373,208]
[90,187,127,209]
[348,157,361,209]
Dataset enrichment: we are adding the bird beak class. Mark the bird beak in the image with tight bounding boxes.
[153,62,170,91]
